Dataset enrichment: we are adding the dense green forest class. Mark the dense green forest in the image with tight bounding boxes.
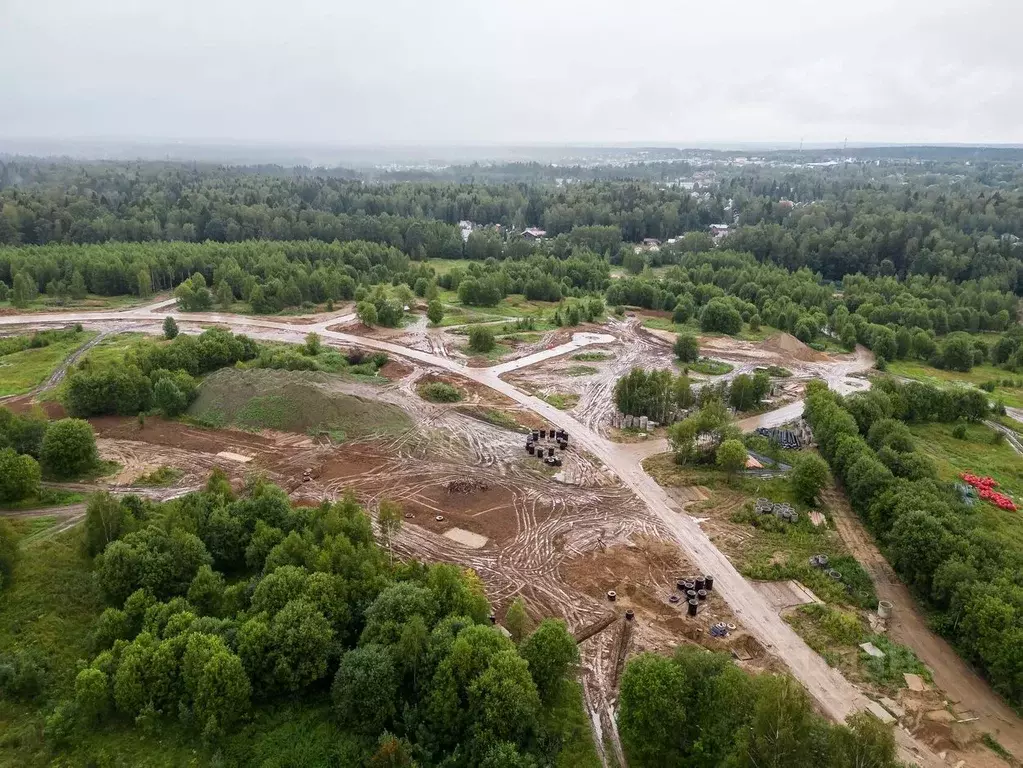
[1,477,592,766]
[0,159,724,245]
[3,155,1023,289]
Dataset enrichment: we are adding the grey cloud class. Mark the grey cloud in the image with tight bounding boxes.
[0,0,1020,146]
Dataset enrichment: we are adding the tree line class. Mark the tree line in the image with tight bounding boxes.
[803,379,1023,706]
[619,645,903,767]
[0,159,726,247]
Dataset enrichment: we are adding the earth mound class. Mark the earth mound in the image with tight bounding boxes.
[188,368,411,440]
[760,332,828,363]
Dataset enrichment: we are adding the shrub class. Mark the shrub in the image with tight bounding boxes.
[791,453,831,504]
[0,448,41,502]
[419,382,462,403]
[699,299,743,335]
[356,301,378,327]
[163,316,179,340]
[673,333,699,363]
[467,325,496,353]
[0,649,47,701]
[716,439,747,477]
[427,300,444,325]
[40,419,98,479]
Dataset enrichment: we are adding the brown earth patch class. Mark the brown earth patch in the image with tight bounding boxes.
[378,359,413,381]
[561,536,742,655]
[404,482,520,544]
[421,372,546,430]
[2,395,65,418]
[760,332,829,363]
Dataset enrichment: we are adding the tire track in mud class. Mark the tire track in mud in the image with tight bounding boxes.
[0,304,943,768]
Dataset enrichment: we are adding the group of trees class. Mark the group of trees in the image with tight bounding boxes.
[355,284,409,328]
[667,399,741,466]
[613,368,695,423]
[0,236,618,317]
[0,407,99,502]
[804,379,1023,705]
[63,326,392,419]
[0,239,429,313]
[610,250,1023,367]
[615,362,771,425]
[63,328,257,418]
[722,184,1023,289]
[619,645,902,767]
[46,476,584,765]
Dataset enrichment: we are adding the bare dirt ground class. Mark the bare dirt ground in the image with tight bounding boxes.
[71,357,751,758]
[0,298,967,768]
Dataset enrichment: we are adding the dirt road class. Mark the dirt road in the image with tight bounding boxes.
[0,300,943,766]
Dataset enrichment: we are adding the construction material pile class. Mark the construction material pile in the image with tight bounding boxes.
[526,427,569,467]
[755,426,803,449]
[809,553,842,581]
[755,498,798,523]
[960,473,1017,511]
[446,479,489,494]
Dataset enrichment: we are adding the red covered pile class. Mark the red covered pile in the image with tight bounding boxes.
[960,473,1017,511]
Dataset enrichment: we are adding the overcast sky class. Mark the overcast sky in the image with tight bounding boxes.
[1,0,1020,147]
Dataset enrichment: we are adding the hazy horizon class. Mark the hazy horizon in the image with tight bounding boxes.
[2,0,1020,148]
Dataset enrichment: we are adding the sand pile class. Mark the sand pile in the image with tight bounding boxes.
[761,332,828,363]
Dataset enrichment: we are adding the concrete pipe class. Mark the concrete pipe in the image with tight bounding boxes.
[878,600,893,619]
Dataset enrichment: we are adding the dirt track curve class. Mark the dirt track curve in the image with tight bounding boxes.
[0,300,955,767]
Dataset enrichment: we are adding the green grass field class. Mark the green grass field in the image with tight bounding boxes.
[564,365,598,377]
[0,525,109,766]
[571,352,611,362]
[887,360,1023,408]
[0,293,164,314]
[909,421,1023,550]
[424,258,476,275]
[643,454,877,610]
[0,330,97,397]
[460,342,514,361]
[189,368,412,440]
[786,603,930,692]
[0,489,84,513]
[78,332,152,368]
[686,358,734,376]
[641,316,780,343]
[542,392,580,410]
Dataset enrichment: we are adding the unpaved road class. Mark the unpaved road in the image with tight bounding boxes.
[0,301,947,767]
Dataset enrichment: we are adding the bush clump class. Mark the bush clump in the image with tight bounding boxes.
[419,381,462,403]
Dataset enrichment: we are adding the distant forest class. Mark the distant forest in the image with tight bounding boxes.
[1,152,1022,290]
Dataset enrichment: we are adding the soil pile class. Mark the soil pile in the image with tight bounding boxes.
[446,479,489,494]
[761,332,828,363]
[188,368,411,440]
